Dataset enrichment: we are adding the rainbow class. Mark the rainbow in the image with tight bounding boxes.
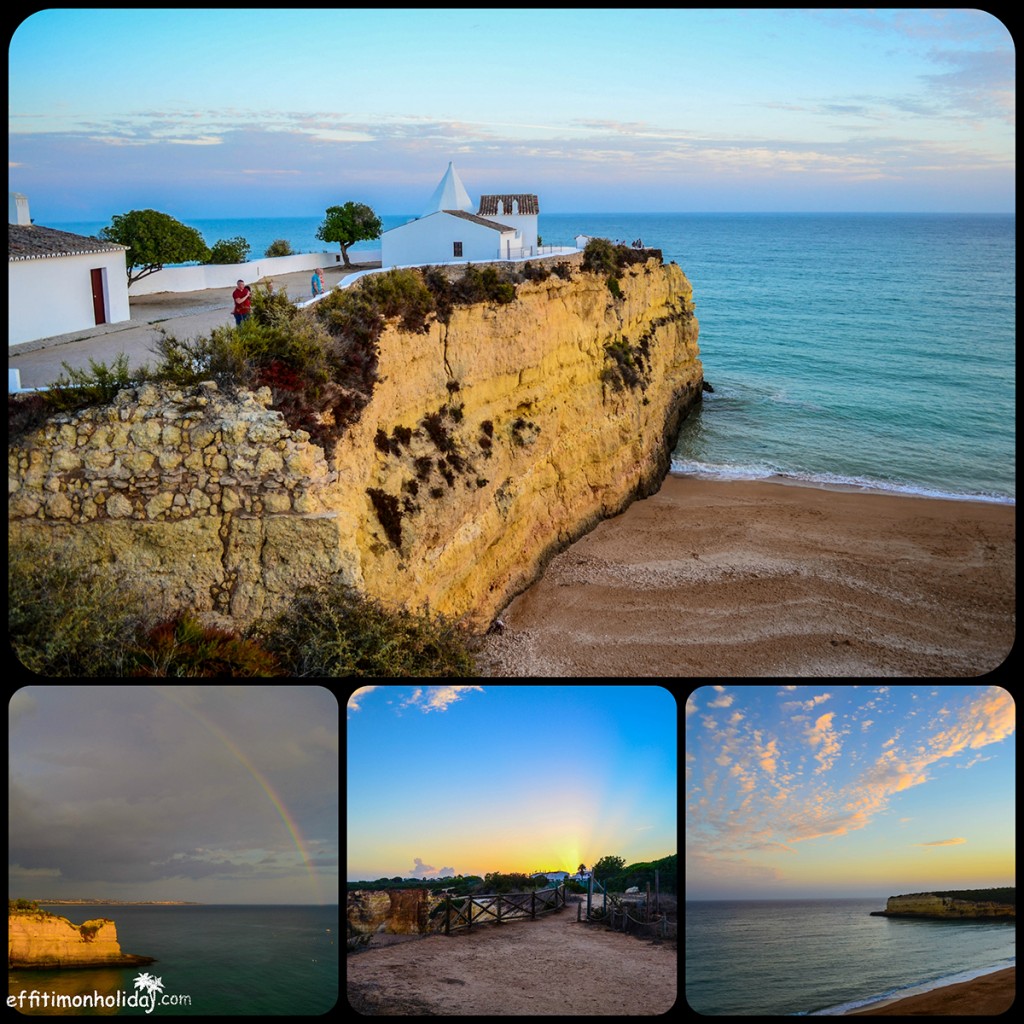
[150,687,323,903]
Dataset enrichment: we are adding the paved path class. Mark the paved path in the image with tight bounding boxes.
[8,264,374,390]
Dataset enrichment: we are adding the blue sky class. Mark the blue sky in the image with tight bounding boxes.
[9,10,1014,222]
[686,685,1015,899]
[347,685,676,881]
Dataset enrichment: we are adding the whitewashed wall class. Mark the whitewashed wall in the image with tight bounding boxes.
[9,250,130,347]
[381,213,514,267]
[127,251,345,296]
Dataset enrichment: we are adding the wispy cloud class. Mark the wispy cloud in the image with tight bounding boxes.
[405,685,485,714]
[806,712,842,775]
[347,686,378,715]
[915,837,967,846]
[687,685,1015,859]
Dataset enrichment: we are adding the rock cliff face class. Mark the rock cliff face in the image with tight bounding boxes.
[8,258,701,628]
[347,889,444,939]
[871,893,1015,920]
[8,912,156,968]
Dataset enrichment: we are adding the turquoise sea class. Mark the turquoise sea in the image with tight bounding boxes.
[686,898,1015,1015]
[51,212,1015,502]
[8,905,338,1015]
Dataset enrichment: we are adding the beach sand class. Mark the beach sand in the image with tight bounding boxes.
[478,476,1014,677]
[347,895,676,1015]
[846,966,1014,1015]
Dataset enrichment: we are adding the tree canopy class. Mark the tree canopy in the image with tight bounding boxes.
[204,236,251,265]
[100,209,209,286]
[316,202,382,266]
[264,238,294,258]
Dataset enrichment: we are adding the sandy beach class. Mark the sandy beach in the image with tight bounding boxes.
[846,966,1014,1015]
[478,476,1014,677]
[347,895,675,1015]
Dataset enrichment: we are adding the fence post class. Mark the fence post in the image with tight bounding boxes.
[655,869,660,916]
[468,896,473,930]
[497,895,502,926]
[646,883,651,923]
[588,873,593,920]
[531,891,536,920]
[445,896,450,936]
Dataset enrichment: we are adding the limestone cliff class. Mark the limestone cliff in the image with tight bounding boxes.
[8,911,156,968]
[347,889,444,940]
[8,257,701,629]
[870,892,1015,920]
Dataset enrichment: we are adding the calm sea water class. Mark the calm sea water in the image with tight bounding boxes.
[51,212,1014,501]
[9,905,338,1015]
[686,898,1015,1015]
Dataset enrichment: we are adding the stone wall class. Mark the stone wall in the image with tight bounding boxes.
[9,258,702,629]
[9,380,339,621]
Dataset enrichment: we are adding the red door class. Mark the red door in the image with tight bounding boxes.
[90,268,106,325]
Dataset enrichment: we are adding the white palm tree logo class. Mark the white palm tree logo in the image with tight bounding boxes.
[134,972,165,999]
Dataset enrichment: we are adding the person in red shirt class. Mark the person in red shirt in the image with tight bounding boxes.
[232,279,252,326]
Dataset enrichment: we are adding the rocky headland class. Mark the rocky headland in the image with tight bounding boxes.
[8,254,701,631]
[8,909,157,969]
[870,888,1015,920]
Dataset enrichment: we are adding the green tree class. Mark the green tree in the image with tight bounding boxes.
[316,202,382,267]
[592,854,625,879]
[204,236,251,265]
[264,238,294,257]
[100,209,209,286]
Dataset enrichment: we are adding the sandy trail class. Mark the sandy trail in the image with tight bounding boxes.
[346,895,676,1015]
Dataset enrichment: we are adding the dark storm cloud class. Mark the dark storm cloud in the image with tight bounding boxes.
[8,686,338,903]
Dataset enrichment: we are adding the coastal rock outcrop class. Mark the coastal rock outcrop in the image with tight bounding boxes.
[870,892,1015,920]
[8,911,156,968]
[8,257,701,629]
[347,889,444,940]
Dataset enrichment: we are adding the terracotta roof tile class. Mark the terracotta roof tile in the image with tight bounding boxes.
[8,224,128,261]
[478,194,539,217]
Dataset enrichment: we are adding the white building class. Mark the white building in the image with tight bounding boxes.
[9,194,130,348]
[380,163,540,267]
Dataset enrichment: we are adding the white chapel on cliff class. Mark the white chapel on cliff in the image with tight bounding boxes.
[380,162,539,267]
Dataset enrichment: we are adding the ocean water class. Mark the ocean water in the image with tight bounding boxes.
[49,212,1014,501]
[685,898,1015,1015]
[8,905,338,1015]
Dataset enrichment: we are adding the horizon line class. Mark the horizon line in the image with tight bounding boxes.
[45,210,1016,223]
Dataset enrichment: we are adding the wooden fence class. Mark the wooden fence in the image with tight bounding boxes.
[440,883,567,935]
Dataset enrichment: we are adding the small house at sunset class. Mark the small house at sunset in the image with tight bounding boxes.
[8,194,130,348]
[532,871,568,886]
[380,163,540,266]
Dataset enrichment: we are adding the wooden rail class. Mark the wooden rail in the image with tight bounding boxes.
[442,883,566,935]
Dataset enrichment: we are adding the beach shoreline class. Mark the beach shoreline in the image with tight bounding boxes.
[843,965,1015,1015]
[478,475,1015,677]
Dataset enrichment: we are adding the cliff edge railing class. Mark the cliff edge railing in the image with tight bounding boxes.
[440,883,567,935]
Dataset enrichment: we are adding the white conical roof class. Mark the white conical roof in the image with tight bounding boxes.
[422,162,473,215]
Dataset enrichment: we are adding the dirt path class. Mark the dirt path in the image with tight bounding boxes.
[346,896,676,1015]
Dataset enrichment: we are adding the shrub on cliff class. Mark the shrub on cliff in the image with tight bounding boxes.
[582,237,619,277]
[131,611,283,677]
[9,538,152,677]
[254,574,478,677]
